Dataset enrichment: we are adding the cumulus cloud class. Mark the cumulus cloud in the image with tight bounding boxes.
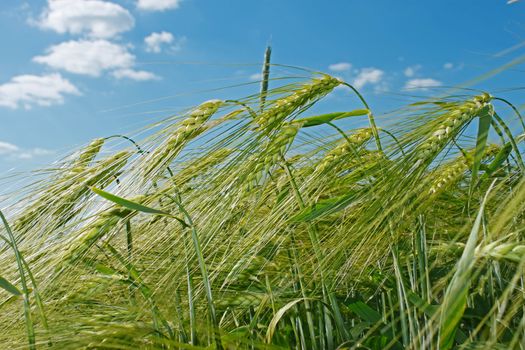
[137,0,181,11]
[403,64,421,77]
[33,40,135,76]
[0,73,79,109]
[404,78,442,91]
[353,68,384,89]
[328,62,352,72]
[112,68,159,81]
[36,0,134,39]
[145,31,174,53]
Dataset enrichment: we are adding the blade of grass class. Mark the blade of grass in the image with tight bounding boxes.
[90,187,188,227]
[469,106,493,195]
[0,276,21,296]
[0,210,35,350]
[438,181,496,350]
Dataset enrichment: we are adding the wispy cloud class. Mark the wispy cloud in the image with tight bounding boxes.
[0,141,20,154]
[112,69,159,81]
[249,73,263,81]
[35,0,134,39]
[328,62,352,72]
[443,62,453,69]
[137,0,182,11]
[0,73,79,109]
[404,78,442,91]
[0,141,54,160]
[403,64,421,77]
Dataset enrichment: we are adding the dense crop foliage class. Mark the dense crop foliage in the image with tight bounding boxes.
[0,73,524,349]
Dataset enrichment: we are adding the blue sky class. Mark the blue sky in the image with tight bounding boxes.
[0,0,523,172]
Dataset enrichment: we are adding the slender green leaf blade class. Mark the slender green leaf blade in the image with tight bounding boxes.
[297,110,369,127]
[438,183,494,349]
[470,106,492,190]
[90,187,188,227]
[347,301,381,323]
[91,187,167,215]
[0,276,21,296]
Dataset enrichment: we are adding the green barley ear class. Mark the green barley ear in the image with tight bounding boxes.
[415,93,493,162]
[476,240,525,263]
[255,75,341,133]
[172,148,233,189]
[73,138,105,169]
[143,99,223,178]
[315,128,373,172]
[12,143,117,234]
[428,144,499,196]
[244,123,301,189]
[59,194,147,268]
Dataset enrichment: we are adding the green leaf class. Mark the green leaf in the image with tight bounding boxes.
[470,106,492,193]
[406,291,437,317]
[266,298,310,343]
[481,143,512,179]
[90,187,188,227]
[438,183,494,350]
[347,301,381,323]
[0,276,21,296]
[95,264,119,276]
[296,110,369,127]
[291,192,356,222]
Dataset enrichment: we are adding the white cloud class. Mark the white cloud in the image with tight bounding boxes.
[353,68,384,89]
[34,40,135,76]
[328,62,352,72]
[10,148,55,160]
[36,0,134,39]
[404,78,442,91]
[443,62,453,69]
[249,73,263,81]
[0,142,19,154]
[145,31,173,53]
[0,141,54,160]
[137,0,181,11]
[0,73,79,109]
[404,64,421,77]
[112,68,159,81]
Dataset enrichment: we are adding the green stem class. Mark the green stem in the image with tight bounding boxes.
[342,82,383,153]
[260,45,272,112]
[493,112,525,172]
[0,210,35,350]
[170,195,223,350]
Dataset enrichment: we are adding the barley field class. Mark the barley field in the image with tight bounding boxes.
[0,67,524,350]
